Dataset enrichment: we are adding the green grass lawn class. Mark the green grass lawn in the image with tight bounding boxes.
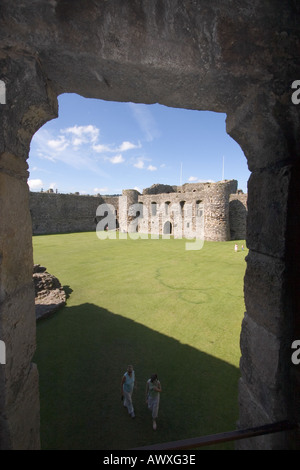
[32,232,247,450]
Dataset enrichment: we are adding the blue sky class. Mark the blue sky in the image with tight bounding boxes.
[28,93,250,195]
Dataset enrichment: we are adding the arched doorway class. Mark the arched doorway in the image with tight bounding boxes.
[163,220,172,235]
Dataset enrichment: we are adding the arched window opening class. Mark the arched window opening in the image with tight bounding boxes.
[151,202,157,216]
[165,201,171,215]
[163,220,172,235]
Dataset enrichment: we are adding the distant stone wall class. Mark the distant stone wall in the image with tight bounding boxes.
[29,192,119,234]
[30,181,247,240]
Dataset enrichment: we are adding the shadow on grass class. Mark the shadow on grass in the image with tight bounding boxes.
[34,303,240,450]
[62,285,73,299]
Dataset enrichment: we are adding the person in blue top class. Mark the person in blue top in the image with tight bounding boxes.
[121,365,136,418]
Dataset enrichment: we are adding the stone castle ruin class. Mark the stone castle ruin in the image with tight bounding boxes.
[0,0,299,451]
[30,179,247,241]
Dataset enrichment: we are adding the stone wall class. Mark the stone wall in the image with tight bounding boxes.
[30,192,119,234]
[30,181,246,240]
[229,193,248,240]
[119,180,242,241]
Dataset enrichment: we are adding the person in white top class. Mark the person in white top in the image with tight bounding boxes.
[146,373,162,430]
[121,365,136,418]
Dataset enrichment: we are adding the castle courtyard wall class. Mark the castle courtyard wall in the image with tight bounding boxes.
[29,192,119,234]
[29,181,247,240]
[120,180,243,241]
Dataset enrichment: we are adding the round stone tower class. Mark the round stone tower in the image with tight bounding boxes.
[203,180,237,241]
[119,189,140,233]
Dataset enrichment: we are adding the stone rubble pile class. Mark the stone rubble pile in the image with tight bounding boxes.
[33,264,66,320]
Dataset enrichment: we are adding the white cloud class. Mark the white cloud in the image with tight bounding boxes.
[93,143,112,153]
[62,124,99,145]
[31,125,140,181]
[133,158,157,171]
[110,154,124,164]
[118,141,141,152]
[133,186,142,193]
[28,179,43,190]
[93,140,141,154]
[94,187,109,194]
[134,159,145,169]
[188,176,198,182]
[31,129,109,178]
[73,137,83,147]
[37,150,56,162]
[47,135,69,152]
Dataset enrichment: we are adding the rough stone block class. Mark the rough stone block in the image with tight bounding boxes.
[0,169,33,302]
[226,91,294,173]
[244,250,287,336]
[239,313,288,421]
[236,377,289,450]
[5,363,40,449]
[246,166,291,259]
[0,284,36,408]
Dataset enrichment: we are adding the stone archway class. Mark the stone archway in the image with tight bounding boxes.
[163,221,172,236]
[0,1,299,449]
